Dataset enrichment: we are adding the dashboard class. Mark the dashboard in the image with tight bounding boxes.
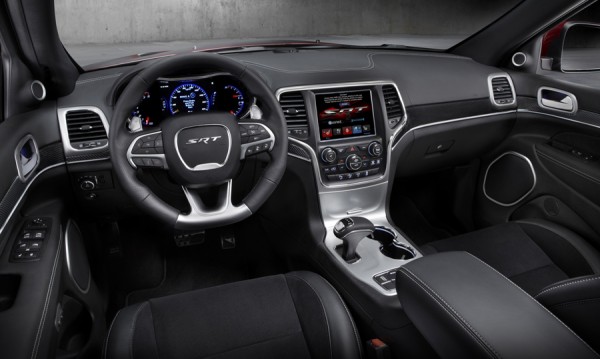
[132,73,253,127]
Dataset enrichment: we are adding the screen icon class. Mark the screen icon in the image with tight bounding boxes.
[333,128,342,136]
[342,127,353,136]
[352,125,363,134]
[321,128,333,139]
[362,125,371,132]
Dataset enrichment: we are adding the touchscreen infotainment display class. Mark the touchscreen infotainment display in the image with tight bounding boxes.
[316,90,375,141]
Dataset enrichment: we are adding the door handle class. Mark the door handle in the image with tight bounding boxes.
[14,135,40,182]
[537,87,578,113]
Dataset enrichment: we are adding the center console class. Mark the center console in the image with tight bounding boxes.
[277,81,419,296]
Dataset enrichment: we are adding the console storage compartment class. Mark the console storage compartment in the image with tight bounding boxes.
[396,252,598,358]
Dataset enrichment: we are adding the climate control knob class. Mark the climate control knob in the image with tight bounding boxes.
[368,142,383,157]
[346,154,363,171]
[321,147,337,164]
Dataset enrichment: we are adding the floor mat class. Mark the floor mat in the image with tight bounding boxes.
[117,219,286,305]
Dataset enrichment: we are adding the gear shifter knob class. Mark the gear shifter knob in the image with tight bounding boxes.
[334,217,375,262]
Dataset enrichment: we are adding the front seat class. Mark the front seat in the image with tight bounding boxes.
[104,271,362,359]
[418,218,600,352]
[420,219,600,295]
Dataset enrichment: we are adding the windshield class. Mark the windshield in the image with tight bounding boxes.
[55,0,522,69]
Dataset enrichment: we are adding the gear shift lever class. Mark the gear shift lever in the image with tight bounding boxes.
[334,217,375,262]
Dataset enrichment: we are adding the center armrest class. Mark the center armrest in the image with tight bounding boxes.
[396,251,598,359]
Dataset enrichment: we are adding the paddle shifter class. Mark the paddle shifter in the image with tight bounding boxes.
[334,217,375,262]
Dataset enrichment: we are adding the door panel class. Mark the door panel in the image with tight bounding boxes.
[475,73,600,249]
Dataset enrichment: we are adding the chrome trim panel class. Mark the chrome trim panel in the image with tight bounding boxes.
[487,73,516,108]
[14,134,40,183]
[64,221,91,294]
[57,106,110,157]
[176,180,252,229]
[537,87,578,114]
[320,183,422,296]
[276,81,408,191]
[483,152,537,207]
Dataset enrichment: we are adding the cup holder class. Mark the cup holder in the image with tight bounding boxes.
[0,274,21,312]
[369,227,416,260]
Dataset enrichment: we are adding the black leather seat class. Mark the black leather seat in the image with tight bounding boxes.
[420,219,600,295]
[104,271,362,359]
[419,219,600,352]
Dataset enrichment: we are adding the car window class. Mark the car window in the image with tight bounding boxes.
[54,0,522,69]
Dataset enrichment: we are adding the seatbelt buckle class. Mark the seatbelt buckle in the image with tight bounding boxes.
[366,338,391,359]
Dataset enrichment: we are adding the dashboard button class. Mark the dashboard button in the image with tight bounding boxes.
[132,158,145,166]
[132,147,157,155]
[141,134,159,142]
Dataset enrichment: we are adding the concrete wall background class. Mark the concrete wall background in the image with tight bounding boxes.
[55,0,515,45]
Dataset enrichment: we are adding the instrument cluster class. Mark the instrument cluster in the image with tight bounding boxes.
[132,74,252,127]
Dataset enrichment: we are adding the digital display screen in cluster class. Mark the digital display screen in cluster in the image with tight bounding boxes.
[316,90,375,141]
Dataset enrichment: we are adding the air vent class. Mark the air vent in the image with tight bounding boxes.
[382,85,405,129]
[279,91,309,139]
[489,75,515,107]
[65,109,108,150]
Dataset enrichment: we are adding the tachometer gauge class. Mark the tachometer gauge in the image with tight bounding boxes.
[216,85,245,117]
[132,91,156,127]
[169,83,210,115]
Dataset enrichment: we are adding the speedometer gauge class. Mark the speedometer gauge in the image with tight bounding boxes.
[169,83,210,115]
[215,85,245,117]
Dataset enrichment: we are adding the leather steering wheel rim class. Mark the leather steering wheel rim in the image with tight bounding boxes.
[110,53,288,229]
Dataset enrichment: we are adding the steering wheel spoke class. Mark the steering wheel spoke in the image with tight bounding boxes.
[127,130,169,170]
[239,122,276,160]
[177,180,251,229]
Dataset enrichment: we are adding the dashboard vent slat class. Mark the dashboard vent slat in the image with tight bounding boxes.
[489,75,515,106]
[65,109,108,145]
[279,91,309,139]
[382,84,405,129]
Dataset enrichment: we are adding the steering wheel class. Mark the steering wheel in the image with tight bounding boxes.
[110,54,288,230]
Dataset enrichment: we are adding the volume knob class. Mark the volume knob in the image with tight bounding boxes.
[368,142,383,157]
[321,148,337,164]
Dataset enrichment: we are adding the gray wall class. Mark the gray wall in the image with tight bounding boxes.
[55,0,514,45]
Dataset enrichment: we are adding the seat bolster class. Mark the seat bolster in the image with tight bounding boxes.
[536,275,600,354]
[285,271,362,359]
[536,275,600,304]
[517,219,600,274]
[104,302,153,359]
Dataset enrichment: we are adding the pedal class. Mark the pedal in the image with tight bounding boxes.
[220,229,236,250]
[174,230,205,247]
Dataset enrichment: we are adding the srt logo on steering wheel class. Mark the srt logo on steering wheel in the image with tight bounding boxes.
[185,136,222,145]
